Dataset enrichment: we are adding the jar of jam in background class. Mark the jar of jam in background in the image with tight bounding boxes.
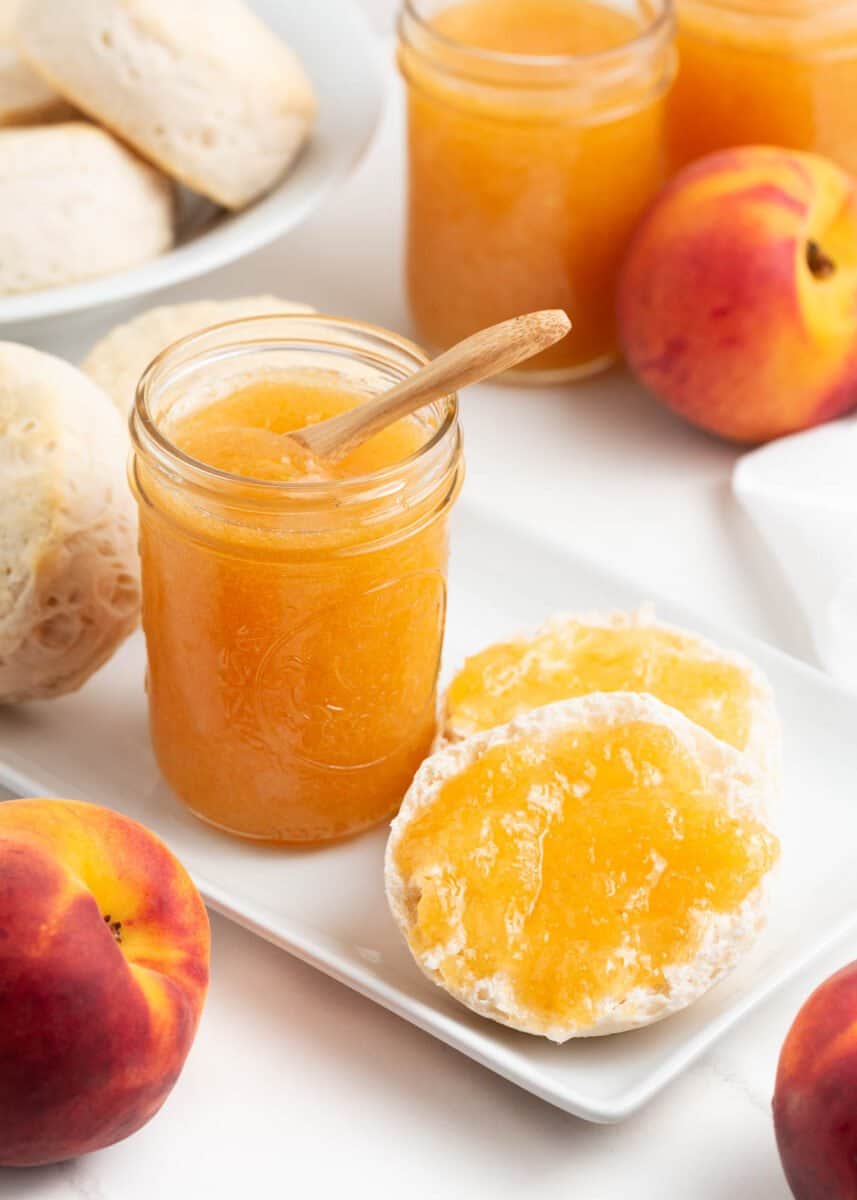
[398,0,677,381]
[669,0,857,174]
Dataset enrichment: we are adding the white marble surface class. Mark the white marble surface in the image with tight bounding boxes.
[2,9,852,1198]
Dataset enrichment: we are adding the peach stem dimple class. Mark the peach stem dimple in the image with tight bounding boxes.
[102,913,123,944]
[806,240,836,279]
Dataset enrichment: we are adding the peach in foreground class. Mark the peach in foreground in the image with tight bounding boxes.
[773,959,857,1199]
[0,798,209,1166]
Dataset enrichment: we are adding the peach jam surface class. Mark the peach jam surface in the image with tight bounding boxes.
[132,325,462,844]
[399,0,676,379]
[668,0,857,174]
[445,619,756,751]
[393,721,779,1031]
[170,380,423,484]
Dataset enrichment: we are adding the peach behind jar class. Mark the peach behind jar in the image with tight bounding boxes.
[398,0,677,382]
[669,0,857,173]
[129,316,464,845]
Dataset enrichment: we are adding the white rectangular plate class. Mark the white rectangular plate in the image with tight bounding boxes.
[1,504,854,1123]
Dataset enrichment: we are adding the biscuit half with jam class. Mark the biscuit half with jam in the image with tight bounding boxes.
[387,692,779,1042]
[439,609,781,807]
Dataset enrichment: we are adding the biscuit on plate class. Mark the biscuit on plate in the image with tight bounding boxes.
[82,296,316,417]
[0,121,174,295]
[0,343,140,701]
[15,0,317,209]
[386,692,779,1041]
[439,608,781,800]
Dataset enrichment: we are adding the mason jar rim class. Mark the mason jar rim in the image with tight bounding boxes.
[131,313,461,510]
[399,0,675,78]
[673,0,857,52]
[677,0,857,18]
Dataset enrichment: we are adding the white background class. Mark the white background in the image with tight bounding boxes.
[1,4,849,1197]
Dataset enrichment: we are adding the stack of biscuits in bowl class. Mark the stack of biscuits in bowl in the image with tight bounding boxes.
[0,0,316,295]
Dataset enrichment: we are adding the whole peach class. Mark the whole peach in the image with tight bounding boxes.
[773,960,857,1198]
[618,146,857,443]
[0,798,209,1166]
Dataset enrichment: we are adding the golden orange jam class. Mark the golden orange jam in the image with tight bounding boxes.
[398,0,676,380]
[171,380,422,483]
[130,316,463,844]
[668,0,857,174]
[444,618,755,751]
[393,720,779,1032]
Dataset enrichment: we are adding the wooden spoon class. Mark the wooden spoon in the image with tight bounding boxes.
[291,309,571,462]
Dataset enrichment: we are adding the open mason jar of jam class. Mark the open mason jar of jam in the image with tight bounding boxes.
[130,315,464,844]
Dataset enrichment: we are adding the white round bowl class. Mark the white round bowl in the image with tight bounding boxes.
[0,0,384,335]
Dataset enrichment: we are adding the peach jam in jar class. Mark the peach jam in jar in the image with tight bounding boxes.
[669,0,857,174]
[399,0,676,380]
[130,316,463,844]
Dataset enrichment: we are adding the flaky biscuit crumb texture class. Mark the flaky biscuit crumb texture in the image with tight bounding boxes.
[0,342,140,701]
[16,0,316,208]
[386,692,775,1041]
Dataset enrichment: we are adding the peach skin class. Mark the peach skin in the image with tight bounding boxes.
[0,798,210,1166]
[773,959,857,1199]
[618,146,857,443]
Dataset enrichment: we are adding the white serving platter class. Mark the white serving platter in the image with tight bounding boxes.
[0,0,383,335]
[1,502,855,1123]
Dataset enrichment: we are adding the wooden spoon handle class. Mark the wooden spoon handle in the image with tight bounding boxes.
[293,309,571,461]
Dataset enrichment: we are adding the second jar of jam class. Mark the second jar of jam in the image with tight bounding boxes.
[398,0,677,381]
[669,0,857,175]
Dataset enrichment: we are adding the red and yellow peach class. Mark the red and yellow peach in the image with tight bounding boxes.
[773,959,857,1198]
[0,798,209,1166]
[618,146,857,443]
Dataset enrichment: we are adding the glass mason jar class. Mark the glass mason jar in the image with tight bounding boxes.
[398,0,676,382]
[130,315,464,845]
[669,0,857,172]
